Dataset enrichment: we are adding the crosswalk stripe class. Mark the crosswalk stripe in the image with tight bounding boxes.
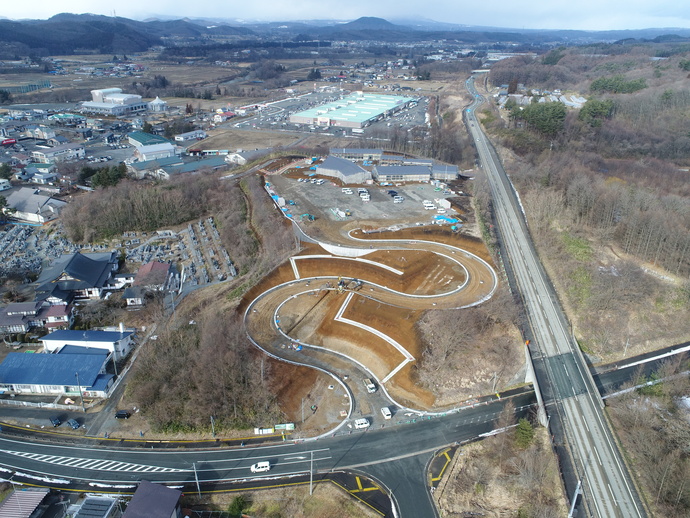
[0,449,186,473]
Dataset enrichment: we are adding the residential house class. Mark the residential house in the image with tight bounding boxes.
[213,111,235,123]
[5,187,67,223]
[223,149,269,166]
[24,124,55,140]
[134,261,177,290]
[44,304,74,329]
[0,301,50,334]
[0,351,113,398]
[122,480,182,518]
[41,327,134,360]
[31,143,85,163]
[47,135,71,147]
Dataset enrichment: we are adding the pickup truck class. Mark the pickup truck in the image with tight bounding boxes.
[363,378,377,393]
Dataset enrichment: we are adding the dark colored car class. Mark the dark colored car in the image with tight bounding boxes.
[115,410,131,419]
[387,190,398,196]
[49,416,61,427]
[66,418,80,430]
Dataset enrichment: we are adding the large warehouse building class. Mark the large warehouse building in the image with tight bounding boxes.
[290,92,414,129]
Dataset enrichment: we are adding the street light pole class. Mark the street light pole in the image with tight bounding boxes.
[210,415,215,438]
[74,371,86,413]
[309,450,314,495]
[193,462,201,497]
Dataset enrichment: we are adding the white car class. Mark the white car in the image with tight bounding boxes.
[354,418,370,429]
[250,461,271,473]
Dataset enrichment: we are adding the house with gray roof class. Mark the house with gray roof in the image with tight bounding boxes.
[122,480,182,518]
[5,187,67,223]
[0,301,52,334]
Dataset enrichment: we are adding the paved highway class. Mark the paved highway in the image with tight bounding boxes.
[465,77,645,518]
[0,393,534,512]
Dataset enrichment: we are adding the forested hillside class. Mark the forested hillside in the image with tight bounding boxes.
[63,173,295,431]
[483,41,690,358]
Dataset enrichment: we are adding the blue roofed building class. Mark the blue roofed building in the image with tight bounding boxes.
[0,351,113,398]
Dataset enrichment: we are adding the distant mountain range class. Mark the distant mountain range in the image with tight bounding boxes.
[1,14,690,56]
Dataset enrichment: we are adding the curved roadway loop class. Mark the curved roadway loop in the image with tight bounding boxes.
[243,223,498,427]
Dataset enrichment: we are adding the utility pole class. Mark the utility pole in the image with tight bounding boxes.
[75,372,86,413]
[210,415,215,438]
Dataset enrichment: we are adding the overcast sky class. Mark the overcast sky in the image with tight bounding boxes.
[3,0,690,31]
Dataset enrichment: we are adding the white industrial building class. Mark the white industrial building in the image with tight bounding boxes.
[81,88,148,116]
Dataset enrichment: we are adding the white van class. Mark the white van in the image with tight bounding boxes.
[250,461,271,473]
[380,407,392,420]
[393,196,404,203]
[354,418,370,429]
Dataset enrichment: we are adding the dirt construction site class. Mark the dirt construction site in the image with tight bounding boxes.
[239,170,512,434]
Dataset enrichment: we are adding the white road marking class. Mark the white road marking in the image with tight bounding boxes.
[0,449,186,473]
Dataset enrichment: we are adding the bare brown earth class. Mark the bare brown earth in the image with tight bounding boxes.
[242,222,499,415]
[196,128,301,151]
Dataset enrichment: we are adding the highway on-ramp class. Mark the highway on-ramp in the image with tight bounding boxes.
[465,77,645,518]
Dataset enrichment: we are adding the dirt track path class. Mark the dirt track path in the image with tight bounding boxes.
[244,223,498,431]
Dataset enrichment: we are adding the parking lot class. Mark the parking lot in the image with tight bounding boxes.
[269,174,464,228]
[229,90,428,138]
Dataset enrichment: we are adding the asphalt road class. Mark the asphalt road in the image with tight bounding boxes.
[465,77,645,518]
[0,392,535,517]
